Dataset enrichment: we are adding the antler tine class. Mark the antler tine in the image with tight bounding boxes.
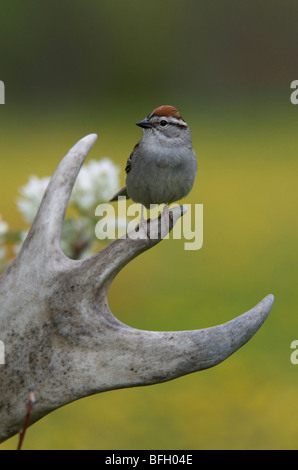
[21,134,98,255]
[93,294,274,388]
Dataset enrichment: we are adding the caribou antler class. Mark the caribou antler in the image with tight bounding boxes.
[0,134,274,443]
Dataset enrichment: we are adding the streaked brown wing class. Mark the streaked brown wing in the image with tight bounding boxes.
[125,142,140,174]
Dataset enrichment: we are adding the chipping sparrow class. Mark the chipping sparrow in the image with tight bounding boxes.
[111,105,197,216]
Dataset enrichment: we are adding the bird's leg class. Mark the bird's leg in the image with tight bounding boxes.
[140,204,144,222]
[163,204,173,222]
[136,204,172,239]
[135,204,149,238]
[153,204,171,239]
[163,204,169,220]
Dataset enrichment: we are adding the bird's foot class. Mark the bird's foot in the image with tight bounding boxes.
[149,205,172,239]
[129,205,186,241]
[134,205,149,239]
[162,204,173,224]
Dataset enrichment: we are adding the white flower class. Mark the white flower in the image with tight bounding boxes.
[0,215,8,235]
[16,159,120,223]
[71,158,120,212]
[16,175,50,223]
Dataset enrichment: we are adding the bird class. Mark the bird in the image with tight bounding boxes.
[110,105,197,221]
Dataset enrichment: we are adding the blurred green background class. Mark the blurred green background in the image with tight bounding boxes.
[1,0,298,450]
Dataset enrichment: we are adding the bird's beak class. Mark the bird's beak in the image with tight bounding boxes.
[136,118,153,129]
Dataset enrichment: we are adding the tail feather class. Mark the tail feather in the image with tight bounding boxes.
[110,186,130,202]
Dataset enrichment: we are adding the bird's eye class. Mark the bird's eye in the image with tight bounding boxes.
[160,120,168,127]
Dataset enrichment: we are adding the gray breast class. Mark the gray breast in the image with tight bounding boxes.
[126,145,197,207]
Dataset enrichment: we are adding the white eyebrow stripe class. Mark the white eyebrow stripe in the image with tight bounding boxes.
[150,115,187,127]
[166,116,187,127]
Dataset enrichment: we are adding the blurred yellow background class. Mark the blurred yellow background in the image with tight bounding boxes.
[1,0,298,450]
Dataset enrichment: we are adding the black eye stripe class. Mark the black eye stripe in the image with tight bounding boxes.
[160,121,185,128]
[147,116,186,128]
